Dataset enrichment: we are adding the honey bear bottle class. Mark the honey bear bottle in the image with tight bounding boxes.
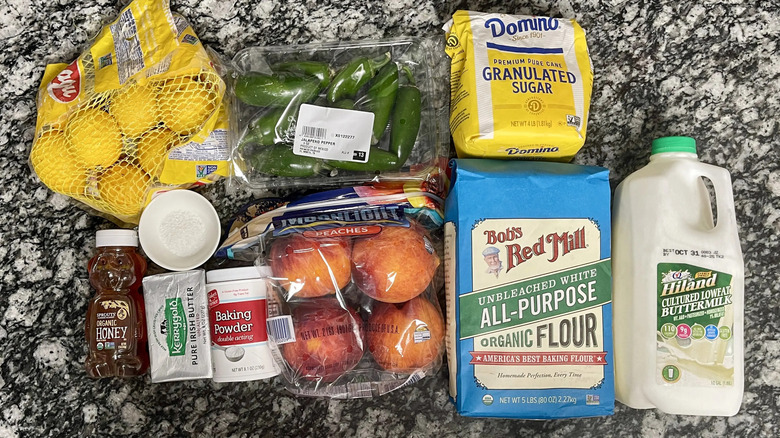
[85,230,149,378]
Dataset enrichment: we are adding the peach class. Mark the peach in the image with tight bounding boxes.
[352,225,439,303]
[281,298,365,382]
[367,296,445,373]
[269,234,352,298]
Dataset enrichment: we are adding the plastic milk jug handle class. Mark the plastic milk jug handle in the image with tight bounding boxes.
[695,163,737,235]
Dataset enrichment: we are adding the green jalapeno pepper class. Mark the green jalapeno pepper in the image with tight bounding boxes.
[240,107,297,147]
[331,99,355,110]
[249,145,328,177]
[328,67,422,172]
[327,147,402,172]
[326,52,391,103]
[356,62,398,144]
[388,74,421,165]
[235,73,322,107]
[272,60,333,90]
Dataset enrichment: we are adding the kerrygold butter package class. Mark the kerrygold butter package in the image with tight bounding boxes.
[444,159,613,418]
[443,11,593,161]
[143,270,213,383]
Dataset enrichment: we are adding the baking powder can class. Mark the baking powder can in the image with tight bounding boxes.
[206,266,280,382]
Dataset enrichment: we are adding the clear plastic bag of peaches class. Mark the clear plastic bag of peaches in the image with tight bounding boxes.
[218,183,446,398]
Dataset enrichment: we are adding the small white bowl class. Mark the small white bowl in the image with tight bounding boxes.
[138,190,221,271]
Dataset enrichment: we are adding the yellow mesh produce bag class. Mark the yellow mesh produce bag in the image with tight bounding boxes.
[30,0,229,225]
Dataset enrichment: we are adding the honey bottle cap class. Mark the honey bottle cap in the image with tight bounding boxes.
[96,229,138,248]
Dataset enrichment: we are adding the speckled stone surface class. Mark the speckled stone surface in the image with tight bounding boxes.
[1,0,779,436]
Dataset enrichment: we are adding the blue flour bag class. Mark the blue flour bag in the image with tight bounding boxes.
[444,159,614,418]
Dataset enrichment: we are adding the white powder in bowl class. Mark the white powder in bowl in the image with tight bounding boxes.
[225,346,245,362]
[159,210,206,257]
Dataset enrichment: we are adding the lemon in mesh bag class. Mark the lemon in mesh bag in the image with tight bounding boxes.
[65,106,124,168]
[157,75,220,135]
[30,129,88,196]
[136,127,179,178]
[97,163,151,216]
[110,84,161,138]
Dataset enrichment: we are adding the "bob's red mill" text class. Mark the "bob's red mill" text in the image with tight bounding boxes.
[485,227,587,270]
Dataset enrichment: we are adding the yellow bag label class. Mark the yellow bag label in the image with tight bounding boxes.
[444,11,593,161]
[30,0,228,225]
[160,99,230,185]
[155,14,230,185]
[35,0,179,130]
[90,0,179,92]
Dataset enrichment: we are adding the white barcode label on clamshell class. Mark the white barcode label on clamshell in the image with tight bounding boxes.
[266,315,296,345]
[293,104,374,162]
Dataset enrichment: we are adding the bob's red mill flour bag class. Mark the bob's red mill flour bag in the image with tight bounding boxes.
[443,11,593,161]
[444,159,614,418]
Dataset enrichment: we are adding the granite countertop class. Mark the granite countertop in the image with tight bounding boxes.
[1,0,778,436]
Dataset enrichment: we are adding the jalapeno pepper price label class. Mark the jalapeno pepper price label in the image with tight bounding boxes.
[293,104,374,162]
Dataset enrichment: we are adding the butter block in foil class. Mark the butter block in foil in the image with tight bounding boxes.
[143,270,213,382]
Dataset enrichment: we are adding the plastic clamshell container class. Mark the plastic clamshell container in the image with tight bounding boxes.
[228,37,445,192]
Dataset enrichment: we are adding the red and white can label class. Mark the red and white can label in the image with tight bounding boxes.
[210,299,268,346]
[206,279,280,382]
[208,288,220,308]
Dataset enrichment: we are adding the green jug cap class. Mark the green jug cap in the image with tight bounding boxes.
[651,136,697,155]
